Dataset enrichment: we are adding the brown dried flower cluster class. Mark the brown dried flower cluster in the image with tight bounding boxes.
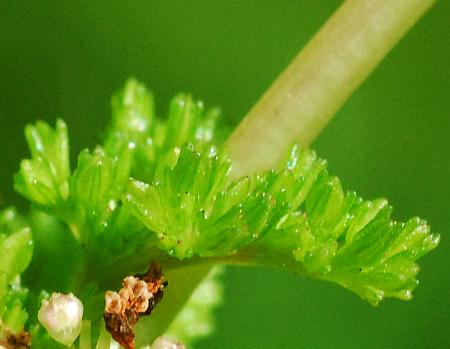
[104,264,167,349]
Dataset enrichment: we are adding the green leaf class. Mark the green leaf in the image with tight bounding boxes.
[122,139,439,304]
[2,297,29,332]
[124,143,292,259]
[277,150,440,304]
[164,94,217,150]
[0,209,33,334]
[104,78,154,155]
[104,79,221,183]
[0,228,33,283]
[14,119,70,206]
[71,146,132,217]
[110,78,155,136]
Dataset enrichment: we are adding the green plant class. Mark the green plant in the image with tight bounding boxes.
[0,1,440,348]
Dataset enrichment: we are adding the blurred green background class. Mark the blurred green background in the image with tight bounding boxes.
[1,1,449,348]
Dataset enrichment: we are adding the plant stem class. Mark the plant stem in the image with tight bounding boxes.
[135,264,213,347]
[142,0,435,342]
[79,320,91,349]
[226,0,435,178]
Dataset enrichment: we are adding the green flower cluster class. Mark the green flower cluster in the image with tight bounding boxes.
[1,79,439,348]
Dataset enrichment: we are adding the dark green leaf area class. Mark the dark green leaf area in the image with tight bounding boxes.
[0,209,33,287]
[22,212,81,294]
[0,275,29,333]
[0,207,28,236]
[0,208,33,332]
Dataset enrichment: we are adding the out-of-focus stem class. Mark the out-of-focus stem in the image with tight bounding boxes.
[135,264,213,347]
[226,0,435,178]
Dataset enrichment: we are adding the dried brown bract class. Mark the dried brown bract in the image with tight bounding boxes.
[104,264,167,349]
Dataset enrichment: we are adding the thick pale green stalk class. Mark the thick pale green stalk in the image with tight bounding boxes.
[226,0,435,178]
[142,0,435,342]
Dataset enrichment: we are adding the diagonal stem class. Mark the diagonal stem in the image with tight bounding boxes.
[226,0,435,178]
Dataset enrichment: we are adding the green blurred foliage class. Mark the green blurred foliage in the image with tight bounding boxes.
[0,1,448,348]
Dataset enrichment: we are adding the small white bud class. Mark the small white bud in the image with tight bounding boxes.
[38,292,83,346]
